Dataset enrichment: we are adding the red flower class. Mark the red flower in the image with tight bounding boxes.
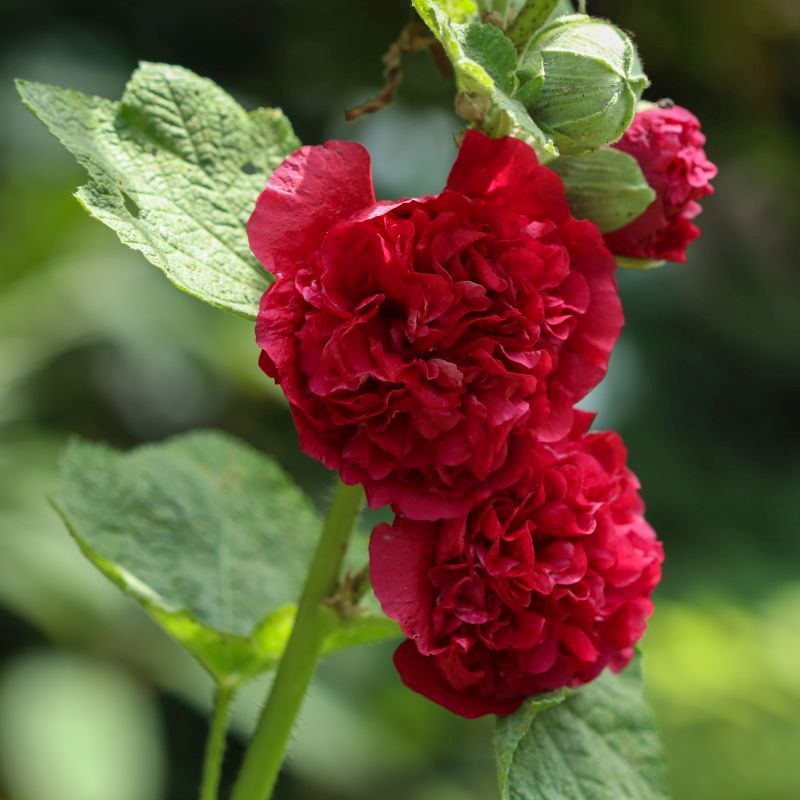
[249,131,622,520]
[370,414,663,717]
[605,104,717,263]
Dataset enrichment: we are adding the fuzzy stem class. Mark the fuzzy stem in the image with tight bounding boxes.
[199,686,234,800]
[230,479,364,800]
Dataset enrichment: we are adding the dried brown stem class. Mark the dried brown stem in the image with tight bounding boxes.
[346,22,434,122]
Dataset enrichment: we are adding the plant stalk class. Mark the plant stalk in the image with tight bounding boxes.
[199,685,234,800]
[230,479,364,800]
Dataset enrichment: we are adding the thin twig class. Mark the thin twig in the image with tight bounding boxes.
[346,22,434,122]
[323,565,370,617]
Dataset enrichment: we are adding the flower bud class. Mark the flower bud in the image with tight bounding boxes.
[516,14,649,154]
[604,103,717,263]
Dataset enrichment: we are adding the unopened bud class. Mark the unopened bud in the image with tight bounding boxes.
[516,14,649,154]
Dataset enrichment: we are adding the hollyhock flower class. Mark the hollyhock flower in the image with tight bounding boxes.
[370,414,663,717]
[605,103,717,263]
[249,132,623,520]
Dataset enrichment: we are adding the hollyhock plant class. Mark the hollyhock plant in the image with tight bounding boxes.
[24,0,708,786]
[370,413,663,717]
[604,103,717,263]
[249,131,623,520]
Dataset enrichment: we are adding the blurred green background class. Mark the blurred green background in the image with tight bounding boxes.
[1,1,799,798]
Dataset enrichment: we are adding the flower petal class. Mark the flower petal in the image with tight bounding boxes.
[369,520,436,640]
[248,141,376,277]
[393,640,522,718]
[446,130,569,222]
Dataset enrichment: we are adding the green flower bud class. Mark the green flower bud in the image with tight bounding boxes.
[516,14,649,154]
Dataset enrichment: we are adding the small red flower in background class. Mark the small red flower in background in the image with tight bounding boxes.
[370,413,663,718]
[605,104,717,263]
[249,131,623,520]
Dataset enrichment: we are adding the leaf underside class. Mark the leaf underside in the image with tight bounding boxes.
[616,255,667,271]
[16,63,300,319]
[549,147,656,233]
[52,431,398,686]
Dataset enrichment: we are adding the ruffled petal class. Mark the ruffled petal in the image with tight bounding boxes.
[248,141,375,277]
[370,424,663,718]
[369,520,436,640]
[605,105,716,262]
[446,130,569,222]
[393,640,523,718]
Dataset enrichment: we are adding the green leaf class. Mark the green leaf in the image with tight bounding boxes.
[16,63,300,320]
[412,0,556,153]
[495,689,571,797]
[323,612,400,655]
[506,0,574,21]
[507,0,559,47]
[463,23,518,95]
[440,0,480,21]
[616,256,667,271]
[548,147,655,233]
[0,654,164,800]
[51,431,397,687]
[495,657,670,800]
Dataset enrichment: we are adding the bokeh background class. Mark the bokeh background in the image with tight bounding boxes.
[1,0,799,798]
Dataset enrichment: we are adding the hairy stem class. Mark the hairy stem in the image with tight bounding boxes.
[199,686,234,800]
[230,479,364,800]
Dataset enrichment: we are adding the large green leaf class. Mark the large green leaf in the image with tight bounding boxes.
[16,63,300,320]
[549,147,655,233]
[412,0,556,154]
[495,657,670,800]
[52,431,398,687]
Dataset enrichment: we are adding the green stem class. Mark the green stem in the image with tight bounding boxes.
[230,479,364,800]
[199,686,234,800]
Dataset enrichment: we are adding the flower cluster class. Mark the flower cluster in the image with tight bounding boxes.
[370,414,663,717]
[249,132,622,520]
[248,127,694,717]
[605,104,718,263]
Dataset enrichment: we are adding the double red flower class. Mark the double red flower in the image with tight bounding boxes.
[248,130,672,716]
[370,414,663,717]
[250,132,622,519]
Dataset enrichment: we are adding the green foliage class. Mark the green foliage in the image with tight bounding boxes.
[617,255,667,270]
[16,63,300,320]
[495,688,571,797]
[507,0,560,46]
[412,0,556,153]
[549,146,655,232]
[0,653,164,800]
[440,0,479,20]
[463,23,518,94]
[52,431,398,687]
[495,657,669,799]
